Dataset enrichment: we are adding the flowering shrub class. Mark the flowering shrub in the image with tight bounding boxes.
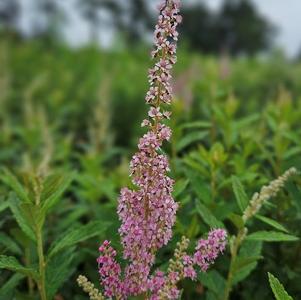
[0,1,300,300]
[77,1,227,299]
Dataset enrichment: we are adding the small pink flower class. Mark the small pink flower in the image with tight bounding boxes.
[148,107,162,119]
[141,119,151,127]
[163,111,172,119]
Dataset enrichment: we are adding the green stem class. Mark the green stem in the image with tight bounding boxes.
[223,228,245,300]
[25,247,34,296]
[36,228,47,300]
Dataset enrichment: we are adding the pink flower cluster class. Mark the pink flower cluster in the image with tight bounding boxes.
[116,0,182,295]
[94,1,227,299]
[97,241,123,298]
[194,229,227,272]
[148,230,227,300]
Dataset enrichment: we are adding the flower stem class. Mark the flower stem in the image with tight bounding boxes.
[36,228,47,300]
[25,247,34,295]
[223,228,246,300]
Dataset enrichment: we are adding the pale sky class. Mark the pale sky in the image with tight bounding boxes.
[206,0,301,57]
[18,0,301,58]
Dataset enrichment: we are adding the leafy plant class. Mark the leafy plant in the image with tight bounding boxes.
[0,168,108,299]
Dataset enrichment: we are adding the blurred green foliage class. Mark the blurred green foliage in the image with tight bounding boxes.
[0,39,301,299]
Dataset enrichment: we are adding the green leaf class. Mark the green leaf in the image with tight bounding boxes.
[0,168,31,203]
[180,121,212,130]
[0,255,38,279]
[246,231,299,242]
[0,198,9,213]
[8,194,36,242]
[0,233,22,255]
[176,131,208,152]
[255,215,289,233]
[195,201,224,228]
[20,202,45,231]
[48,221,110,258]
[233,240,262,284]
[40,172,74,215]
[231,176,248,212]
[0,273,25,299]
[287,181,301,214]
[228,213,244,229]
[46,248,76,299]
[268,272,293,300]
[198,270,226,295]
[185,169,211,204]
[173,179,189,198]
[232,256,262,273]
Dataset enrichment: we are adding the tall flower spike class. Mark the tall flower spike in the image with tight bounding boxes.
[117,0,181,296]
[77,275,105,300]
[243,167,298,222]
[93,1,227,299]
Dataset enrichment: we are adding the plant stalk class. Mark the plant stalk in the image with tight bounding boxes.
[36,228,47,300]
[25,247,34,296]
[223,228,246,300]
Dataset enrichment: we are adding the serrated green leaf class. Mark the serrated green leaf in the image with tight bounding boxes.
[0,168,31,203]
[0,198,9,213]
[246,231,299,242]
[287,181,301,214]
[268,272,293,300]
[176,131,208,152]
[40,172,74,215]
[255,215,289,233]
[232,176,248,212]
[180,121,212,130]
[48,221,110,258]
[0,273,25,299]
[8,194,36,242]
[196,201,224,228]
[173,179,189,198]
[0,255,38,279]
[0,233,22,255]
[46,248,76,299]
[20,202,45,231]
[233,241,262,284]
[232,256,262,274]
[185,169,211,204]
[198,270,226,295]
[228,213,244,229]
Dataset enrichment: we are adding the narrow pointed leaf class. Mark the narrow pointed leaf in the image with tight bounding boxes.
[46,248,76,299]
[198,270,226,295]
[195,201,224,228]
[0,168,31,203]
[41,172,74,214]
[8,194,36,242]
[176,131,208,152]
[48,221,110,258]
[255,215,289,233]
[233,241,262,284]
[246,231,299,242]
[232,176,248,212]
[0,255,38,279]
[0,233,22,255]
[228,213,244,229]
[0,273,25,299]
[232,256,262,273]
[0,198,9,213]
[268,272,293,300]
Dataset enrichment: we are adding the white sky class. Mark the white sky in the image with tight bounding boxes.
[206,0,301,57]
[18,0,301,57]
